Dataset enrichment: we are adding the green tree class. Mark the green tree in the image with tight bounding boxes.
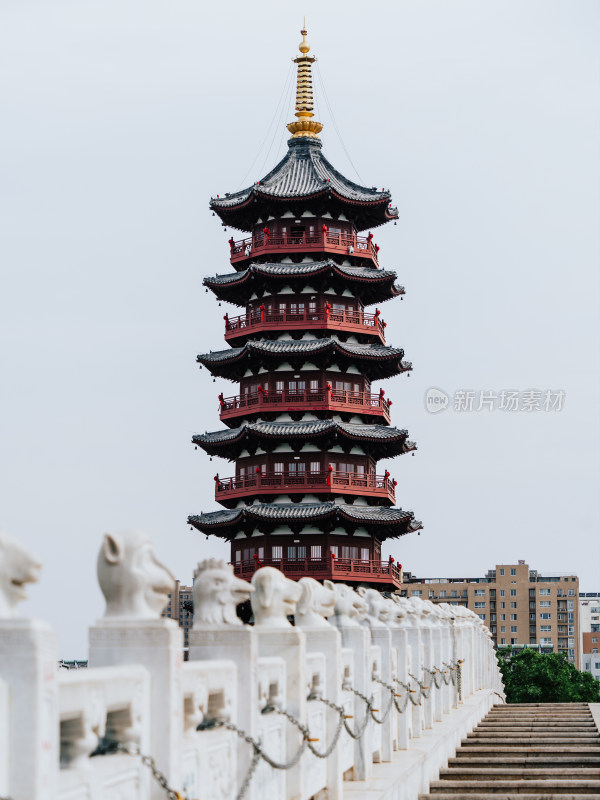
[497,648,600,704]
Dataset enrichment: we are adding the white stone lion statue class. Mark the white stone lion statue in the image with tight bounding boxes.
[192,559,254,627]
[295,577,336,628]
[330,583,366,627]
[97,530,175,620]
[0,530,41,618]
[251,567,301,628]
[356,586,390,627]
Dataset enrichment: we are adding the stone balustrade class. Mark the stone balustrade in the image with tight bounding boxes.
[0,529,505,800]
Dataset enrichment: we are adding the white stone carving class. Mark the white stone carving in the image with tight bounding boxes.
[250,567,301,627]
[295,577,335,627]
[97,530,174,620]
[356,586,391,627]
[330,583,366,627]
[0,530,41,618]
[192,559,254,627]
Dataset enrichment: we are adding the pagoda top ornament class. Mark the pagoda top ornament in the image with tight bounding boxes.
[286,25,323,140]
[209,24,398,232]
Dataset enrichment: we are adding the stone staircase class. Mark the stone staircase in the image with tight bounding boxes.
[419,703,600,799]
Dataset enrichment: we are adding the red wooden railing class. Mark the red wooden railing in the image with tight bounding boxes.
[224,307,385,341]
[232,557,403,587]
[229,230,379,267]
[214,470,396,503]
[219,389,392,423]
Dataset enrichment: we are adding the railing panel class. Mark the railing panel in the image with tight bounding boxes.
[229,230,380,267]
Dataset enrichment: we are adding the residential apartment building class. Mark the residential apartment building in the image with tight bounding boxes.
[161,580,193,656]
[581,632,600,681]
[579,592,600,673]
[403,561,579,664]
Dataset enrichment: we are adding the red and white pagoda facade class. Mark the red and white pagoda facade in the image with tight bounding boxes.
[189,28,421,591]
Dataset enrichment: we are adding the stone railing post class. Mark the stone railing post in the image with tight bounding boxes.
[330,584,373,781]
[388,597,411,749]
[296,578,343,800]
[187,558,257,800]
[88,531,183,800]
[251,566,306,800]
[357,588,394,762]
[0,531,58,800]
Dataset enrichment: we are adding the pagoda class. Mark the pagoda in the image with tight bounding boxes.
[188,27,422,591]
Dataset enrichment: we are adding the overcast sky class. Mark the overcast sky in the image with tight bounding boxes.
[1,0,598,656]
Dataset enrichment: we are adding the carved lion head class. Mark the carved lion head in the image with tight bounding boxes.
[193,559,253,627]
[97,530,174,620]
[0,530,41,618]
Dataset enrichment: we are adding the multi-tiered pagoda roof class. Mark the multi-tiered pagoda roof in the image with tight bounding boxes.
[210,138,398,231]
[189,26,421,590]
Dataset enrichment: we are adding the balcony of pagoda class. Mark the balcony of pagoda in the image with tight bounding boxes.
[224,307,385,345]
[214,470,396,507]
[232,556,403,590]
[218,388,392,425]
[228,230,380,268]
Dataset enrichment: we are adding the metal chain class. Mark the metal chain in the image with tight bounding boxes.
[457,660,463,701]
[425,667,445,690]
[395,679,422,706]
[341,684,373,739]
[91,740,187,800]
[443,661,458,686]
[305,694,345,758]
[370,677,395,724]
[409,673,430,700]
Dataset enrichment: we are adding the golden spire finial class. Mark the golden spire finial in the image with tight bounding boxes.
[287,24,323,140]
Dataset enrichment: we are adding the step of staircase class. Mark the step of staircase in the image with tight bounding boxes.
[439,768,600,780]
[418,703,600,800]
[448,757,600,767]
[426,780,600,794]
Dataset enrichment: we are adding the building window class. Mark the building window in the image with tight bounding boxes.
[440,590,447,598]
[272,546,282,560]
[592,648,598,654]
[361,548,369,561]
[491,614,496,621]
[540,625,552,632]
[539,588,551,595]
[511,638,517,644]
[539,601,551,607]
[474,602,486,609]
[474,589,486,596]
[500,614,506,620]
[478,614,486,620]
[499,569,505,576]
[510,568,516,575]
[511,626,517,632]
[500,626,505,632]
[541,637,553,645]
[540,613,552,620]
[310,545,322,560]
[510,614,517,620]
[412,590,422,596]
[568,589,575,596]
[510,602,517,608]
[500,590,505,597]
[451,590,458,597]
[510,589,517,596]
[330,545,339,558]
[429,590,435,598]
